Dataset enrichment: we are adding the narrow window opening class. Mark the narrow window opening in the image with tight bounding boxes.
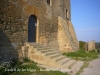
[47,0,50,5]
[47,0,52,6]
[66,9,69,19]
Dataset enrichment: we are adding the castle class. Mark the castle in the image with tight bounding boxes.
[0,0,79,61]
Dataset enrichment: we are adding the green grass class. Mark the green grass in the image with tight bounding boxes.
[63,49,98,61]
[0,58,69,75]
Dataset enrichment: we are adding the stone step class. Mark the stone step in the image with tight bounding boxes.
[62,60,76,68]
[24,43,41,47]
[32,44,43,46]
[35,47,48,50]
[52,56,66,62]
[69,61,84,75]
[33,45,48,48]
[34,44,48,47]
[27,42,39,45]
[40,50,57,53]
[25,42,37,44]
[47,53,61,58]
[57,58,71,65]
[36,48,52,51]
[33,44,43,47]
[37,64,71,73]
[46,51,59,56]
[22,42,83,74]
[41,50,58,54]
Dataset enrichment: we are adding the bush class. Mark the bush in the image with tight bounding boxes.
[23,58,31,62]
[79,41,86,50]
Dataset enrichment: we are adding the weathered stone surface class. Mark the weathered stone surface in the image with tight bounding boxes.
[22,43,84,75]
[88,40,95,51]
[83,43,88,51]
[58,16,72,52]
[68,21,79,51]
[0,0,78,61]
[58,16,78,52]
[83,40,96,51]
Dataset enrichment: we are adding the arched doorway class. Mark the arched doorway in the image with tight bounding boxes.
[28,15,37,42]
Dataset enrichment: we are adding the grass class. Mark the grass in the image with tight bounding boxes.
[63,49,98,61]
[0,58,69,75]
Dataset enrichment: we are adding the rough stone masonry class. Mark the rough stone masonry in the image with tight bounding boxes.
[83,40,96,51]
[0,0,78,61]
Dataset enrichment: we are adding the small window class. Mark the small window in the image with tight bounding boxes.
[66,9,69,19]
[47,0,50,5]
[47,0,52,6]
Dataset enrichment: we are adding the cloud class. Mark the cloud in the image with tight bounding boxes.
[78,28,100,32]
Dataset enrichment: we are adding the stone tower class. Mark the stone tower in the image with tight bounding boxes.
[0,0,79,61]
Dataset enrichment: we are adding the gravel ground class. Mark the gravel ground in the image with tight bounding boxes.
[80,55,100,75]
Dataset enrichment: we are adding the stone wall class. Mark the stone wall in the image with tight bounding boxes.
[68,21,79,51]
[58,16,78,52]
[0,0,78,61]
[0,0,24,61]
[83,40,96,51]
[83,43,88,51]
[58,16,72,52]
[87,40,95,51]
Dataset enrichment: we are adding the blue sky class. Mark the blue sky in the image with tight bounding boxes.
[70,0,100,42]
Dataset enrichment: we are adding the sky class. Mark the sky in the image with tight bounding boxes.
[70,0,100,42]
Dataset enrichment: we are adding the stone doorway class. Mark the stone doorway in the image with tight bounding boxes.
[28,15,37,42]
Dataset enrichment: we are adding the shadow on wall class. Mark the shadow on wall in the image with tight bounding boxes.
[0,30,19,62]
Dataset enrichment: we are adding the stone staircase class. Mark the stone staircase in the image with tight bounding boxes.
[21,42,84,75]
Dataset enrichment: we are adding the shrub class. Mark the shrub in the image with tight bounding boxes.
[79,41,86,50]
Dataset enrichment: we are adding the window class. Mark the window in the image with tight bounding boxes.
[47,0,52,6]
[47,0,50,5]
[66,9,69,19]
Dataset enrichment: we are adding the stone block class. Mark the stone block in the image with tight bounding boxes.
[83,43,88,51]
[88,40,95,51]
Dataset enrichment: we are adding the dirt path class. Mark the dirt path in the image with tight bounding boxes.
[80,55,100,75]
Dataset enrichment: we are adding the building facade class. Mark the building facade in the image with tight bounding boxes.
[0,0,79,61]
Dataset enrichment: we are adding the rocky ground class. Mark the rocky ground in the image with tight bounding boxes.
[80,54,100,75]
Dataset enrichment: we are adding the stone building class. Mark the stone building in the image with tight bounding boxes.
[0,0,78,61]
